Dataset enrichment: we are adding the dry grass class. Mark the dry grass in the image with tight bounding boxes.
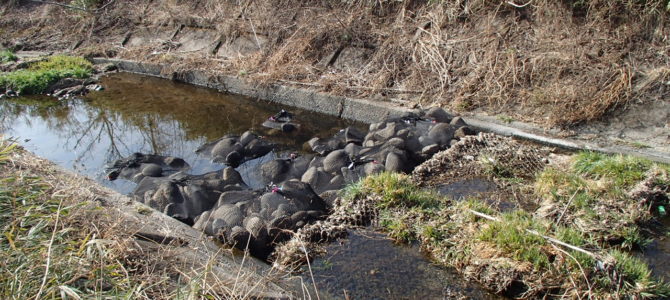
[0,138,300,299]
[1,0,668,127]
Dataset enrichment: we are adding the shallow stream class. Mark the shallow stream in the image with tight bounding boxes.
[1,72,504,298]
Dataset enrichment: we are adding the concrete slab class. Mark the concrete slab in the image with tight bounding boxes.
[176,27,219,53]
[333,47,373,70]
[126,27,173,47]
[217,34,268,58]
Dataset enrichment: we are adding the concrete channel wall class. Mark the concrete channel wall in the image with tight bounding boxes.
[92,58,410,123]
[92,58,670,164]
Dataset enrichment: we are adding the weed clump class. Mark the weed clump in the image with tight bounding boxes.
[536,152,669,249]
[0,55,93,94]
[358,172,443,209]
[0,49,17,63]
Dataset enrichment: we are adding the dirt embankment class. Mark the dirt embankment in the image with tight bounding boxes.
[1,0,669,150]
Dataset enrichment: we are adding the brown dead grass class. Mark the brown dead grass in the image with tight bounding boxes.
[0,139,297,299]
[2,0,668,127]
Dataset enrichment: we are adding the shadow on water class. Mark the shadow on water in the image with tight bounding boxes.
[0,72,360,193]
[303,178,508,300]
[306,229,506,300]
[639,216,670,281]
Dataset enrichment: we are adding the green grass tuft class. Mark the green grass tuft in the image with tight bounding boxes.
[0,55,93,95]
[554,227,596,269]
[359,172,444,209]
[477,210,552,270]
[0,50,17,63]
[379,210,415,243]
[573,152,653,187]
[609,250,670,297]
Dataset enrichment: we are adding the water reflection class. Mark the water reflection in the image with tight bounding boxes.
[1,72,360,194]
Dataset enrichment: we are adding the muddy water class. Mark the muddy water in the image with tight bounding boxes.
[0,72,359,193]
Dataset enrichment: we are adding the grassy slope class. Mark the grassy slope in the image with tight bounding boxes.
[0,139,286,299]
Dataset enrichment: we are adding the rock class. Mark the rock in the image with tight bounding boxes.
[45,78,85,94]
[261,159,291,183]
[222,167,242,182]
[244,216,267,239]
[141,164,163,177]
[396,128,410,139]
[307,137,320,149]
[450,116,467,127]
[164,156,187,169]
[375,123,397,140]
[281,123,296,132]
[279,180,328,213]
[212,204,244,227]
[385,137,405,149]
[101,63,118,72]
[454,126,477,138]
[275,203,297,216]
[419,135,437,148]
[421,144,440,156]
[363,161,384,176]
[428,123,455,146]
[225,150,243,167]
[239,131,256,145]
[290,211,308,224]
[323,149,349,173]
[340,167,361,184]
[244,138,272,158]
[210,219,228,235]
[230,226,250,246]
[329,174,344,188]
[426,107,453,123]
[217,190,258,206]
[363,140,376,147]
[307,210,322,219]
[344,127,364,145]
[344,143,361,157]
[405,136,423,153]
[260,192,287,211]
[86,84,104,91]
[269,215,292,229]
[385,151,406,172]
[210,138,237,158]
[107,153,190,182]
[301,166,320,185]
[308,136,343,155]
[369,122,382,132]
[308,156,325,169]
[318,190,339,206]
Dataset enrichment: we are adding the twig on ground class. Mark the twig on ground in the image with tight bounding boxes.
[468,209,601,261]
[556,188,581,225]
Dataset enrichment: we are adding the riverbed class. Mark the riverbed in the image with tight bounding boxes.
[1,71,506,299]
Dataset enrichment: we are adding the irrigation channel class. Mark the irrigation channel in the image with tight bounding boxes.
[0,72,508,298]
